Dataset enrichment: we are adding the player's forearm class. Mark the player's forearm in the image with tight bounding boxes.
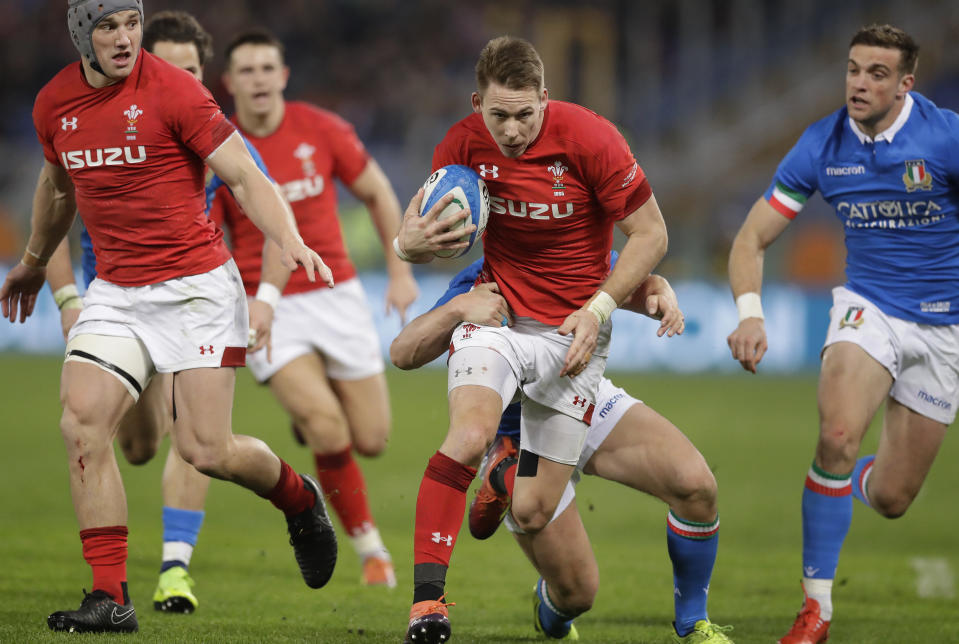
[390,304,463,370]
[598,226,667,306]
[232,173,302,250]
[46,239,77,291]
[26,168,77,263]
[728,229,766,298]
[258,240,292,293]
[363,186,412,277]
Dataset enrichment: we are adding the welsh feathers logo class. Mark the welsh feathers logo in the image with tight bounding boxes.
[547,160,568,195]
[902,159,933,192]
[294,142,316,176]
[124,104,143,138]
[839,306,865,329]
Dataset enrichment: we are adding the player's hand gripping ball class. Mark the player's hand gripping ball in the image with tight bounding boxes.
[419,165,489,258]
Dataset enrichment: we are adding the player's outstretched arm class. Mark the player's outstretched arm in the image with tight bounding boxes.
[394,188,474,263]
[726,197,792,373]
[390,282,512,370]
[207,132,333,287]
[46,239,83,341]
[622,274,685,337]
[559,194,668,377]
[348,159,418,323]
[247,239,292,360]
[1,161,76,323]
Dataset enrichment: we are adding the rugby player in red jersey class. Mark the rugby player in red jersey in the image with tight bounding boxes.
[210,29,418,588]
[395,36,668,643]
[1,1,337,633]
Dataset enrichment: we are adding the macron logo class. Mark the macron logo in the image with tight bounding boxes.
[826,165,865,176]
[110,606,135,625]
[431,532,453,546]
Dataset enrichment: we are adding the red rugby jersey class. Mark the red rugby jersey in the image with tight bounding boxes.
[32,51,234,286]
[210,102,370,295]
[433,101,652,325]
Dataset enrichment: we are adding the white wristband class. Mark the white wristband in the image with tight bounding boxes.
[735,292,765,321]
[393,236,413,262]
[586,290,617,325]
[255,282,282,309]
[53,284,82,311]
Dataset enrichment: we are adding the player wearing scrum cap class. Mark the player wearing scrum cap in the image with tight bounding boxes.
[43,9,284,617]
[1,0,337,633]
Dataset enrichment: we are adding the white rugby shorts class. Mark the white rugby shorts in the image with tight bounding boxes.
[246,277,384,383]
[447,316,611,423]
[824,285,959,424]
[506,378,641,533]
[69,259,247,373]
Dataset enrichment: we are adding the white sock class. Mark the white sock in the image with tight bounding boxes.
[803,577,833,620]
[350,526,388,560]
[162,541,194,568]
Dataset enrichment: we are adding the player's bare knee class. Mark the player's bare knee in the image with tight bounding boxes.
[510,503,552,534]
[442,423,494,465]
[351,425,390,457]
[117,436,156,466]
[816,418,861,465]
[869,488,913,519]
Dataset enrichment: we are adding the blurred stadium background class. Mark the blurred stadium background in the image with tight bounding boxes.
[2,2,959,642]
[3,0,959,368]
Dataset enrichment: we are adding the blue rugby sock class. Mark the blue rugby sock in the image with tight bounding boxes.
[667,511,719,637]
[535,578,575,638]
[161,507,205,572]
[851,455,875,508]
[801,463,852,584]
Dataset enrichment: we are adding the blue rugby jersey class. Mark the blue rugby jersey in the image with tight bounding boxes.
[79,133,273,288]
[764,92,959,324]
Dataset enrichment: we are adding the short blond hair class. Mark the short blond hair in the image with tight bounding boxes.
[475,36,544,94]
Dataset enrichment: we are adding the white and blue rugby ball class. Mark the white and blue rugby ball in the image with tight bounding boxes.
[419,165,489,258]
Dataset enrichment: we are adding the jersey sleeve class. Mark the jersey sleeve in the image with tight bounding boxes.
[431,258,484,310]
[584,122,652,221]
[431,129,468,172]
[326,114,370,185]
[763,126,820,219]
[32,89,60,165]
[166,73,236,160]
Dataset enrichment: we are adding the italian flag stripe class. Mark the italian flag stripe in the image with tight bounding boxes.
[668,511,719,539]
[805,465,851,497]
[768,183,805,219]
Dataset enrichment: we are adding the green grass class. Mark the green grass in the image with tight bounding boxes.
[1,355,957,643]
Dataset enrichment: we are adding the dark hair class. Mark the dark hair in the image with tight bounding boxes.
[143,11,214,66]
[225,29,285,66]
[850,24,919,76]
[475,36,544,94]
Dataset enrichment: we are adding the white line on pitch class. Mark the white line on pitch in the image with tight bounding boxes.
[909,557,955,599]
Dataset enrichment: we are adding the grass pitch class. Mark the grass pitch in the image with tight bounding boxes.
[0,355,957,643]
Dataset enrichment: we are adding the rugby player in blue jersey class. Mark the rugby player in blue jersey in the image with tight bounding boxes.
[44,10,285,616]
[727,24,959,644]
[391,257,734,643]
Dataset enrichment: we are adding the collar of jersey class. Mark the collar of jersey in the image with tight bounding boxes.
[848,92,913,144]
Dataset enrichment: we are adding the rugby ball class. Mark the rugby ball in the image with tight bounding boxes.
[419,165,489,258]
